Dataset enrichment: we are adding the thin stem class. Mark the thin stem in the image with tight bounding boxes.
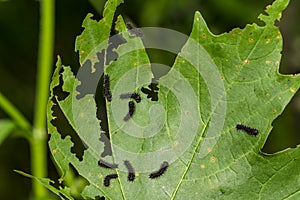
[31,0,55,198]
[0,92,31,135]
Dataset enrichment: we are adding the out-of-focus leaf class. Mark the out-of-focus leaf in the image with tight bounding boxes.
[0,119,15,145]
[88,0,105,15]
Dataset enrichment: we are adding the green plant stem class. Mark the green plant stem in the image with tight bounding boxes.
[0,92,31,135]
[31,0,55,198]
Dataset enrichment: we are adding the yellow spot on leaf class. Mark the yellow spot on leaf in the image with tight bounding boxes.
[98,173,102,179]
[52,149,57,155]
[266,38,271,44]
[207,148,212,153]
[210,156,216,163]
[248,38,254,43]
[243,60,249,65]
[202,33,206,38]
[273,109,277,113]
[221,76,225,81]
[173,141,179,147]
[265,60,272,65]
[134,62,138,66]
[290,87,296,93]
[200,164,205,169]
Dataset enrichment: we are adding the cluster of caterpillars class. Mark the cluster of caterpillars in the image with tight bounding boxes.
[104,74,260,135]
[103,67,260,187]
[98,159,169,187]
[102,74,169,187]
[103,74,141,121]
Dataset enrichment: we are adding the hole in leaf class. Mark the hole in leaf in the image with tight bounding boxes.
[76,34,127,99]
[95,76,112,157]
[50,97,87,161]
[52,67,70,101]
[76,53,105,99]
[105,34,127,65]
[94,196,106,200]
[99,132,112,157]
[262,94,300,153]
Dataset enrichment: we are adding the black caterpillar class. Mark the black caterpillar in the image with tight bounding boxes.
[236,124,258,136]
[123,101,135,121]
[124,160,135,182]
[103,74,112,101]
[149,161,169,179]
[103,174,118,187]
[98,159,118,169]
[120,92,141,103]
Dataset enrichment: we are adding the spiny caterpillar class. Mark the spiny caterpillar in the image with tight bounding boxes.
[103,174,118,187]
[236,124,258,136]
[103,74,112,101]
[149,161,169,179]
[124,160,135,182]
[98,159,118,169]
[120,92,141,103]
[123,101,135,121]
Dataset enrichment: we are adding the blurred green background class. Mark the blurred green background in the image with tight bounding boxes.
[0,0,299,199]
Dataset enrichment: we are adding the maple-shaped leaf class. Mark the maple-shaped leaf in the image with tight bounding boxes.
[42,0,300,199]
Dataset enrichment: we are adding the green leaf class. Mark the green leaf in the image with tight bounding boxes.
[0,119,15,145]
[258,0,290,25]
[47,0,300,199]
[75,0,124,64]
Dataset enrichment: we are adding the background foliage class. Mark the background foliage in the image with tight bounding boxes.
[0,0,299,199]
